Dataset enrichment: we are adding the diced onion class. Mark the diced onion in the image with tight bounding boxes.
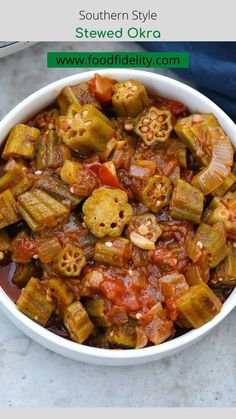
[130,231,155,250]
[192,134,233,195]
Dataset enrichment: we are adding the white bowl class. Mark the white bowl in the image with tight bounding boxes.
[0,69,235,366]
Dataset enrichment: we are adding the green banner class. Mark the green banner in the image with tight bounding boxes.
[47,52,189,69]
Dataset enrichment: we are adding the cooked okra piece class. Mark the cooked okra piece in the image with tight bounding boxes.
[94,237,132,268]
[0,164,31,197]
[17,188,69,232]
[212,172,236,197]
[57,86,80,113]
[57,82,100,113]
[128,213,162,251]
[34,108,60,132]
[12,263,40,287]
[69,104,112,126]
[34,174,81,209]
[192,222,228,268]
[210,241,236,288]
[203,193,236,240]
[112,80,148,117]
[2,124,40,160]
[169,178,204,223]
[46,278,74,312]
[58,110,115,154]
[174,113,219,165]
[64,301,94,343]
[184,251,210,286]
[16,277,55,326]
[36,130,71,170]
[105,323,137,348]
[82,187,133,238]
[97,137,118,162]
[60,160,83,185]
[134,107,172,146]
[137,175,172,213]
[160,272,189,299]
[0,189,20,229]
[83,298,111,327]
[138,302,173,345]
[0,228,10,252]
[54,246,86,277]
[176,283,222,328]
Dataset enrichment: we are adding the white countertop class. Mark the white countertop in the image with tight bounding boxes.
[0,42,235,407]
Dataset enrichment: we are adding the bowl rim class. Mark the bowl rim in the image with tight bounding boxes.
[0,68,235,362]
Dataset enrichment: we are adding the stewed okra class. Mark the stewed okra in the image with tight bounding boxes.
[0,74,235,349]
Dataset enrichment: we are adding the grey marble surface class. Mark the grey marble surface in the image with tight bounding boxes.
[0,42,235,408]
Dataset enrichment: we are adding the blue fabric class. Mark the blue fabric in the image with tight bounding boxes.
[141,42,236,122]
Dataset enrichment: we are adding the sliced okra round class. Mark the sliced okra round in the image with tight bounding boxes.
[135,106,172,146]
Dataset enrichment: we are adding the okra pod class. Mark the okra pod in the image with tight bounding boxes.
[36,130,71,170]
[12,263,41,287]
[64,301,94,343]
[83,298,111,327]
[2,124,40,160]
[135,107,172,146]
[191,222,228,268]
[203,192,236,240]
[209,241,236,288]
[174,113,219,165]
[82,187,133,238]
[58,112,115,155]
[34,174,81,209]
[112,80,148,117]
[17,188,69,232]
[94,237,132,268]
[54,245,86,277]
[46,278,74,312]
[176,283,222,328]
[169,178,204,223]
[105,323,137,348]
[17,277,55,326]
[0,189,20,229]
[135,175,172,213]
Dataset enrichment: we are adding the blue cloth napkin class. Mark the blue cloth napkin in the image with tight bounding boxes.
[141,42,236,122]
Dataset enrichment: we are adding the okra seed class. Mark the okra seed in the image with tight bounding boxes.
[70,187,74,194]
[218,277,223,282]
[82,110,88,118]
[142,118,151,125]
[138,225,149,235]
[35,170,42,175]
[126,82,132,88]
[158,116,165,123]
[156,200,161,207]
[132,85,138,92]
[192,114,203,123]
[0,251,4,260]
[147,132,154,140]
[33,254,39,259]
[105,241,113,248]
[124,122,134,131]
[84,120,92,127]
[48,123,54,130]
[197,241,203,249]
[233,242,236,248]
[150,112,157,120]
[140,126,149,133]
[136,313,142,319]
